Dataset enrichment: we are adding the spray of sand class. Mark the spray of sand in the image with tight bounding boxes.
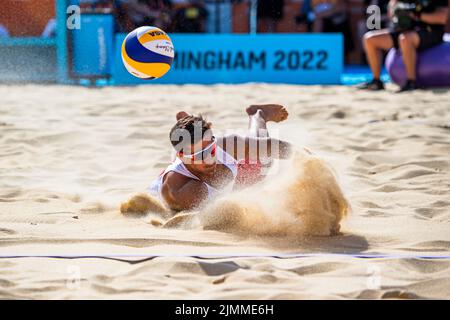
[199,149,350,236]
[120,149,350,236]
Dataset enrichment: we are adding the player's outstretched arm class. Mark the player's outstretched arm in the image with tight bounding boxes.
[161,172,209,211]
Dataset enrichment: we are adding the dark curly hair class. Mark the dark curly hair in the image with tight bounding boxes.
[169,114,212,151]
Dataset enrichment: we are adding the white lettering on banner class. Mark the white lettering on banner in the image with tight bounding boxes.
[98,27,106,71]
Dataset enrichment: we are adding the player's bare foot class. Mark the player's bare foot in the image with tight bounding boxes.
[246,104,288,122]
[176,111,189,121]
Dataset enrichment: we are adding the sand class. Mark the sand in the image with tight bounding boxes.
[0,84,449,299]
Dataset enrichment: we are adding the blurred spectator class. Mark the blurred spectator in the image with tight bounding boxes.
[42,18,57,38]
[0,24,9,37]
[115,0,172,32]
[78,0,114,12]
[295,0,314,30]
[257,0,285,32]
[171,0,208,33]
[296,0,354,57]
[359,0,449,92]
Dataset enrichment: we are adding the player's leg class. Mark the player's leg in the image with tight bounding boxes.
[245,104,288,169]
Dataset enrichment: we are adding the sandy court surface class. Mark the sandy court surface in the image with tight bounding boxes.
[0,84,449,299]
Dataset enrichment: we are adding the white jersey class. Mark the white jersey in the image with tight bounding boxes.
[148,146,238,203]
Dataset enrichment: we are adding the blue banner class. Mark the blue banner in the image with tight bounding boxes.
[112,34,343,85]
[72,14,114,77]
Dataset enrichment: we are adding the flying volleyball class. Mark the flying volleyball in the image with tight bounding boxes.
[121,26,174,80]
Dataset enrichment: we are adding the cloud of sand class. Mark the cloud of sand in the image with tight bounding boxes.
[120,148,350,237]
[198,149,350,237]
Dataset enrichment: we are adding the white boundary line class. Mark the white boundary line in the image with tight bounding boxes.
[0,253,449,260]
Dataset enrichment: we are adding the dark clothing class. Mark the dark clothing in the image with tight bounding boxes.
[389,0,447,51]
[322,12,355,54]
[172,5,208,33]
[257,0,285,20]
[389,26,445,51]
[420,0,448,33]
[114,0,172,32]
[364,0,390,14]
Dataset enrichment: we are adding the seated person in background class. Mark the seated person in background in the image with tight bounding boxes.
[359,0,449,92]
[296,0,354,57]
[357,0,390,62]
[115,0,172,32]
[171,0,208,33]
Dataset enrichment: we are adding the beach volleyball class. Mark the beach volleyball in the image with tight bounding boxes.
[121,26,174,80]
[1,0,450,302]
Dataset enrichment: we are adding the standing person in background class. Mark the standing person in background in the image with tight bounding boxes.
[295,0,354,58]
[295,0,314,30]
[257,0,285,32]
[171,0,208,33]
[358,0,449,92]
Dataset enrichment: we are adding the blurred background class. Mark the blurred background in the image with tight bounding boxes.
[0,0,428,64]
[0,0,448,84]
